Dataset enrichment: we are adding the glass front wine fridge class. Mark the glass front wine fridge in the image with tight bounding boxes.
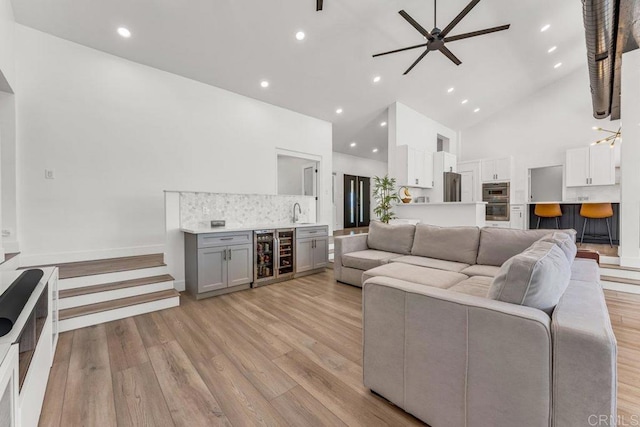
[253,228,295,287]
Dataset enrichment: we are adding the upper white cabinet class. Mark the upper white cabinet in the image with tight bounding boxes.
[396,145,434,188]
[566,145,615,187]
[481,157,511,182]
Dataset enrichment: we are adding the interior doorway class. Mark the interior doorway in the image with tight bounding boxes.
[343,175,370,229]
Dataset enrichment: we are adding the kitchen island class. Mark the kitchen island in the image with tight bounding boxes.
[394,202,487,227]
[527,202,620,245]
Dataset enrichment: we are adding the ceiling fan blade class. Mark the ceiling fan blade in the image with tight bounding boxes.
[373,43,429,58]
[316,0,323,11]
[399,10,434,40]
[440,0,481,37]
[444,24,511,42]
[403,49,430,75]
[440,46,462,65]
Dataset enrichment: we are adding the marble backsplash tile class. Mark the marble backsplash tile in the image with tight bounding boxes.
[180,192,317,229]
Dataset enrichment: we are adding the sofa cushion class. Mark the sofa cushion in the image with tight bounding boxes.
[367,221,416,255]
[362,263,468,289]
[570,258,600,282]
[477,228,561,267]
[391,255,469,273]
[539,232,577,264]
[411,224,480,265]
[342,250,402,271]
[488,241,571,315]
[460,264,501,278]
[448,276,493,298]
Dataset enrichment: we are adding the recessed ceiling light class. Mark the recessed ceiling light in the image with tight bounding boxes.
[447,87,455,93]
[461,99,469,105]
[373,148,379,153]
[117,27,131,38]
[373,76,381,83]
[548,46,557,53]
[474,108,480,113]
[295,31,306,41]
[380,121,387,127]
[540,24,551,32]
[554,62,563,69]
[260,80,270,88]
[336,108,343,114]
[592,126,600,130]
[350,142,357,147]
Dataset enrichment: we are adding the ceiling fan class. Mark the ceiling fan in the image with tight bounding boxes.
[373,0,511,74]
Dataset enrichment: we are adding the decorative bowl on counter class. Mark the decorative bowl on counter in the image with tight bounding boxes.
[400,187,412,204]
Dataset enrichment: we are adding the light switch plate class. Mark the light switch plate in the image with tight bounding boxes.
[45,169,55,179]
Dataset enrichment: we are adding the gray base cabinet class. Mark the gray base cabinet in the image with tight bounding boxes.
[295,226,329,274]
[185,232,253,299]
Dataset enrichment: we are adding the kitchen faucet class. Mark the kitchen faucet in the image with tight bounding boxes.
[292,203,302,223]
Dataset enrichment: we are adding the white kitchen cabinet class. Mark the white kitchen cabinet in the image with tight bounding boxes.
[566,145,615,187]
[486,221,511,228]
[510,205,525,230]
[481,157,511,182]
[0,345,18,427]
[396,145,434,188]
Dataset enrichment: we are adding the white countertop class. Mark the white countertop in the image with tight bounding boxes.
[527,201,620,205]
[181,223,328,235]
[395,202,487,206]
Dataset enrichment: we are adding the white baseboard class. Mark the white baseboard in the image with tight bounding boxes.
[59,296,179,332]
[600,268,640,281]
[20,244,166,268]
[173,279,185,292]
[59,280,174,310]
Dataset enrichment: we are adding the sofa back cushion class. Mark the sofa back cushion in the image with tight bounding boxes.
[488,241,571,315]
[477,227,570,267]
[411,224,480,265]
[539,232,577,264]
[367,221,416,255]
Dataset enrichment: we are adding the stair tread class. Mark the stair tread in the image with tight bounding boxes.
[59,289,179,320]
[59,274,175,299]
[601,263,640,273]
[23,253,166,279]
[601,275,640,285]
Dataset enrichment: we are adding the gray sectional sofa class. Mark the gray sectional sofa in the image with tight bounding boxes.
[334,221,617,427]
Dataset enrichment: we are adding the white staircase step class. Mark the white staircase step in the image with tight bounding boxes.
[59,289,180,332]
[59,265,169,290]
[59,275,175,310]
[600,264,640,282]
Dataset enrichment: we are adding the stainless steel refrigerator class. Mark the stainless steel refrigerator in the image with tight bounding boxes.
[443,172,462,202]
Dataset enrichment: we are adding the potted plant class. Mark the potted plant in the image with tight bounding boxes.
[373,175,400,224]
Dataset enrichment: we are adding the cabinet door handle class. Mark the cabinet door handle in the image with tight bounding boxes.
[228,249,232,260]
[223,249,227,261]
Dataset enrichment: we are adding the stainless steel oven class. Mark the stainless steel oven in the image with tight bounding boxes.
[483,183,510,221]
[483,182,510,202]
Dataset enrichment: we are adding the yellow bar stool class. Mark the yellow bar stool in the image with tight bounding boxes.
[580,203,614,247]
[534,203,562,229]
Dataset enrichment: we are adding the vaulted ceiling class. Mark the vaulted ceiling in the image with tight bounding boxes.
[11,0,587,160]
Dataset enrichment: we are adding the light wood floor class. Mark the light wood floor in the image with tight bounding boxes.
[39,271,640,426]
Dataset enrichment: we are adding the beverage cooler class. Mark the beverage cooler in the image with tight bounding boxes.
[253,229,295,287]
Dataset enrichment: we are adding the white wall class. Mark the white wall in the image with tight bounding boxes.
[387,102,460,202]
[0,0,14,92]
[460,67,621,205]
[277,156,309,196]
[15,26,332,264]
[0,91,16,253]
[620,50,640,267]
[332,152,387,230]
